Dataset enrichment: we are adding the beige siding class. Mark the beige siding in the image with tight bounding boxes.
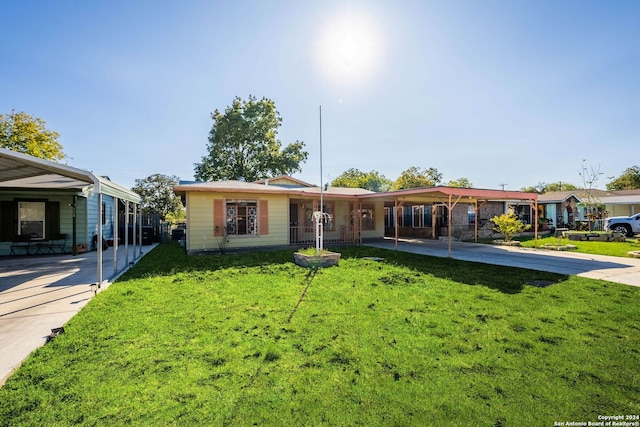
[185,192,289,252]
[606,204,640,217]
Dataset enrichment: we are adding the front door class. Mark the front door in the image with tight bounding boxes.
[290,204,299,243]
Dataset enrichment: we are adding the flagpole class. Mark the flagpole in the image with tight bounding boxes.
[319,105,324,251]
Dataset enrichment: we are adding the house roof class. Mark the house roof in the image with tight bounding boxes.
[599,194,640,205]
[174,179,537,205]
[254,175,314,187]
[0,148,141,203]
[537,191,582,203]
[538,189,639,204]
[173,180,374,198]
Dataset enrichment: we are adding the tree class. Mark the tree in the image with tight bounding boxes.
[194,95,308,182]
[392,166,442,190]
[520,182,577,193]
[607,166,640,190]
[545,182,577,192]
[446,177,473,188]
[331,168,393,192]
[491,213,531,242]
[0,110,65,161]
[132,174,184,221]
[578,160,603,231]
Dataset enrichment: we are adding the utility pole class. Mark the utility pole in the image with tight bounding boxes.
[499,183,508,191]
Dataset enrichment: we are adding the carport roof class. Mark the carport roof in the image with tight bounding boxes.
[0,148,141,203]
[358,186,538,205]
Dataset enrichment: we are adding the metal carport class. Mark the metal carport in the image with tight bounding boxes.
[0,147,143,286]
[358,186,539,256]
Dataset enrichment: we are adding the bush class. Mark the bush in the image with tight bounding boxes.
[492,213,531,241]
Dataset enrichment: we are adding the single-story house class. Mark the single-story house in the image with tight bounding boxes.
[599,189,640,217]
[538,189,640,230]
[173,176,540,255]
[0,148,143,284]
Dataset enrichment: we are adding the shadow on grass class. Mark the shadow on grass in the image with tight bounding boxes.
[334,246,570,294]
[120,243,569,294]
[117,242,295,281]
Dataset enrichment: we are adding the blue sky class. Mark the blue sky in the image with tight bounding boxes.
[1,1,639,190]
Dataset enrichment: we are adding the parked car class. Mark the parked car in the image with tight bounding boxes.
[604,213,640,237]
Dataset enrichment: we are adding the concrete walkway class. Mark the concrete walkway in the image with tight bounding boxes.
[0,244,157,385]
[365,238,640,287]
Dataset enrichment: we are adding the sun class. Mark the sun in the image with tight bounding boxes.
[315,10,384,86]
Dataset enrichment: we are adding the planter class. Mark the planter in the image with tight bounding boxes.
[542,244,578,251]
[493,240,521,246]
[294,251,341,268]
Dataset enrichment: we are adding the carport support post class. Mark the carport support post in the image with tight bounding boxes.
[72,195,77,256]
[97,192,103,287]
[446,194,462,258]
[138,206,143,257]
[124,200,130,267]
[132,204,137,260]
[113,197,119,276]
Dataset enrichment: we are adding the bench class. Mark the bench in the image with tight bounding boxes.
[34,233,68,254]
[10,235,33,255]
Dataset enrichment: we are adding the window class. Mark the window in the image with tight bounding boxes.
[19,201,45,239]
[468,205,476,224]
[412,206,424,228]
[226,200,258,235]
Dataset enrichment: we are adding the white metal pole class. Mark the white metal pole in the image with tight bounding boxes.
[113,197,119,276]
[125,200,129,267]
[97,192,103,287]
[319,105,323,252]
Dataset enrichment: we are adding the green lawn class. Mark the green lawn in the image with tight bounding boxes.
[1,243,639,426]
[519,234,640,257]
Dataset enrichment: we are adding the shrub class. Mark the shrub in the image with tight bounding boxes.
[492,213,531,241]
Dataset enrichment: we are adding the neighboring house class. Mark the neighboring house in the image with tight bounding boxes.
[538,189,640,229]
[537,191,584,228]
[173,177,540,254]
[599,189,640,217]
[0,149,142,267]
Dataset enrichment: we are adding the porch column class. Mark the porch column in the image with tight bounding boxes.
[394,197,398,251]
[431,204,437,240]
[474,200,478,243]
[113,197,119,277]
[125,200,129,268]
[138,205,143,257]
[97,192,103,287]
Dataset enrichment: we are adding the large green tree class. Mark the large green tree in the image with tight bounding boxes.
[0,110,65,161]
[520,182,578,193]
[446,177,473,188]
[392,166,442,190]
[331,168,392,192]
[194,95,308,182]
[607,166,640,190]
[132,174,184,221]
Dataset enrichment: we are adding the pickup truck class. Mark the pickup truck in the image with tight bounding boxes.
[604,213,640,237]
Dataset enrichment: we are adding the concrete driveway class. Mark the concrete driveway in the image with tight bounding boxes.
[365,237,640,287]
[0,244,157,385]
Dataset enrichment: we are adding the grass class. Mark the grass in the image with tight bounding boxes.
[516,235,640,257]
[1,243,639,426]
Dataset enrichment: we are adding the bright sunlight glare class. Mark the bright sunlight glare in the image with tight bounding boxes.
[315,10,384,87]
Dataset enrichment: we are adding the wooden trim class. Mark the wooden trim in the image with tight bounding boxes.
[259,200,268,235]
[213,199,224,236]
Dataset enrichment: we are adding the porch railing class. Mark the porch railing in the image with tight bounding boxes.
[289,225,358,245]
